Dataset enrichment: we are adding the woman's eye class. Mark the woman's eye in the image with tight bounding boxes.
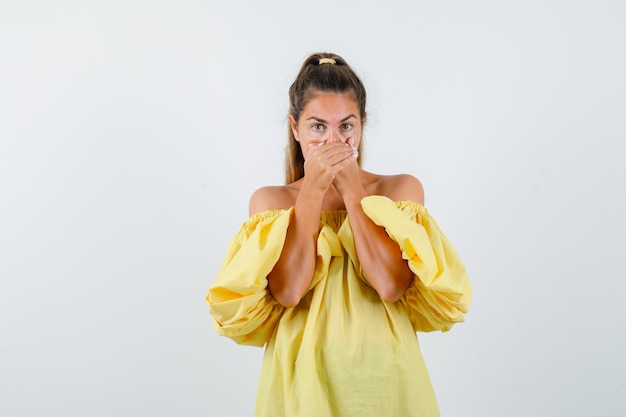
[312,124,323,131]
[341,123,353,131]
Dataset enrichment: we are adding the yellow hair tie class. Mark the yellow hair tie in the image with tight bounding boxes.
[318,58,336,65]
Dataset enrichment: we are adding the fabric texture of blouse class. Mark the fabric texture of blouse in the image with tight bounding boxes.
[207,195,472,417]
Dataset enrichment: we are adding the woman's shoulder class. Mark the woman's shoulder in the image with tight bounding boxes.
[248,184,298,216]
[369,172,425,205]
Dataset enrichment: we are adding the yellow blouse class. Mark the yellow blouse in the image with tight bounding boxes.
[207,195,472,417]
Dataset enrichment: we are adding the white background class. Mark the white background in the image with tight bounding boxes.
[1,1,625,416]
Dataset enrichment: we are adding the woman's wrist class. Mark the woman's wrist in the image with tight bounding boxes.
[341,187,367,211]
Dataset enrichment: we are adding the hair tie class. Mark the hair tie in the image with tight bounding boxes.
[318,58,336,65]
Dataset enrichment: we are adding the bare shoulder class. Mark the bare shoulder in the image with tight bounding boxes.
[248,185,297,216]
[376,173,425,205]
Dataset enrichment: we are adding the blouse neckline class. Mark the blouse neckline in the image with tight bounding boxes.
[248,199,424,225]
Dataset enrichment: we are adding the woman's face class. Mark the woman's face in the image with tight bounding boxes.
[289,91,362,160]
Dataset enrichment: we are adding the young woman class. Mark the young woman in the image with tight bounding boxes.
[207,52,472,417]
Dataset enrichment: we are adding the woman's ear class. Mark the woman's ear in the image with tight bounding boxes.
[362,112,367,125]
[288,114,299,141]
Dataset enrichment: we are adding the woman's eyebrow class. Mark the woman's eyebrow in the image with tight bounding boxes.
[305,114,357,123]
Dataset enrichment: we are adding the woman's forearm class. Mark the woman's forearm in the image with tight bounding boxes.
[267,181,324,307]
[344,193,414,302]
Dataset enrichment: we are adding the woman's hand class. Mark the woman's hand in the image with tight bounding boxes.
[303,141,357,192]
[331,137,363,200]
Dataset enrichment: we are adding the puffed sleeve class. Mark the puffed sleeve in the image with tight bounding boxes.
[360,195,472,332]
[206,209,291,347]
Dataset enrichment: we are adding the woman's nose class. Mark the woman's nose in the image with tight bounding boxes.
[327,129,346,143]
